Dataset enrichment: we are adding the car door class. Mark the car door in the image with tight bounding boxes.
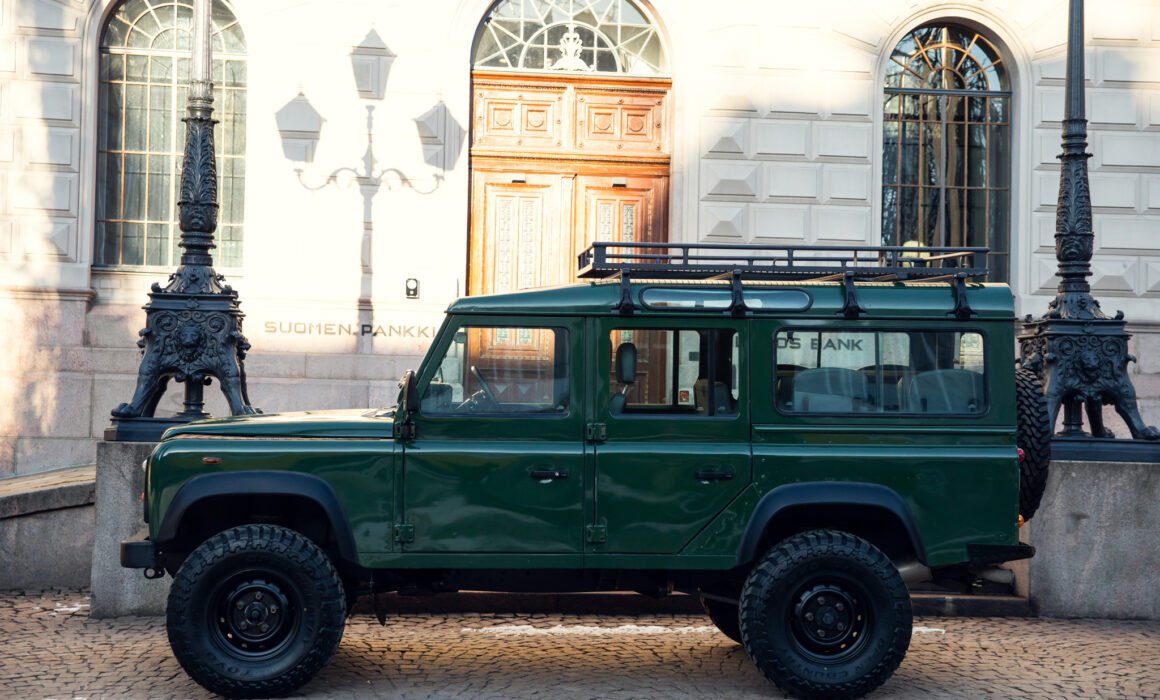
[402,316,585,554]
[589,315,751,554]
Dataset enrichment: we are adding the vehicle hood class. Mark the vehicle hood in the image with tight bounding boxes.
[161,408,397,440]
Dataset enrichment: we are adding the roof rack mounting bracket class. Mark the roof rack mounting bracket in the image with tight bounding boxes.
[840,271,865,319]
[614,273,634,316]
[729,270,749,318]
[950,273,976,320]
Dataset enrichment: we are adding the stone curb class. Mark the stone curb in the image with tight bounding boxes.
[0,466,95,520]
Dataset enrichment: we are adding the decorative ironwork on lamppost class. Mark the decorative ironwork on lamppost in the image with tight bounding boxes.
[106,0,258,442]
[1018,0,1158,449]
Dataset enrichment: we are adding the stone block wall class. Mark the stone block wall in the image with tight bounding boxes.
[1029,460,1160,619]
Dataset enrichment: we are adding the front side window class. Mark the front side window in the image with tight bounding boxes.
[422,326,568,414]
[96,0,247,268]
[776,329,985,415]
[609,328,738,416]
[882,24,1010,282]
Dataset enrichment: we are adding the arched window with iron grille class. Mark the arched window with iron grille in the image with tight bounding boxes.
[96,0,246,268]
[882,24,1011,282]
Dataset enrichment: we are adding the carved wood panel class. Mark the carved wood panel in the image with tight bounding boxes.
[575,90,666,155]
[574,174,667,254]
[473,86,565,151]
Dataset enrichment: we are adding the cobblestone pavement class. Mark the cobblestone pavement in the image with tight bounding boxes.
[1,590,1157,699]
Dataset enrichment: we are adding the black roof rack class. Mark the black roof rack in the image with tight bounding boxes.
[577,242,989,283]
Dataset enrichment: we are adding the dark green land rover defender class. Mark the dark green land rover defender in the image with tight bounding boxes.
[122,243,1049,700]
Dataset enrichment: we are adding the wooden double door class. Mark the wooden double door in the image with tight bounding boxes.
[469,71,671,296]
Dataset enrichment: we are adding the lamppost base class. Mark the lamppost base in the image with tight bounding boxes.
[104,416,201,443]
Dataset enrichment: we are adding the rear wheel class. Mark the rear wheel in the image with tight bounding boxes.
[1015,367,1051,521]
[166,524,347,699]
[739,530,911,699]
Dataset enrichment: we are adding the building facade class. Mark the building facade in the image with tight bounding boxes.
[2,0,1159,476]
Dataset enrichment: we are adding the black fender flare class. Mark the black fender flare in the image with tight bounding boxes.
[736,482,926,566]
[155,471,359,565]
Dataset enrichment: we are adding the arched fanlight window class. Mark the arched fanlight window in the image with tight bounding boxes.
[474,0,667,76]
[882,25,1011,282]
[96,0,246,268]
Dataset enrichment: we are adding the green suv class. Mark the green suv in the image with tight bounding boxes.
[122,243,1048,700]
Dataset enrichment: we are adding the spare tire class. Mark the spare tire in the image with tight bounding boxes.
[1015,367,1051,520]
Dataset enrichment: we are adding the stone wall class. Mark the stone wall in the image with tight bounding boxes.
[1029,459,1160,619]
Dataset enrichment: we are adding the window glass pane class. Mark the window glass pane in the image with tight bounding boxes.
[989,123,1009,188]
[744,290,811,311]
[967,124,987,188]
[641,289,730,309]
[881,187,898,244]
[146,223,168,266]
[610,328,738,416]
[147,155,170,221]
[123,154,146,220]
[900,122,918,185]
[122,222,145,265]
[775,330,986,415]
[421,327,568,414]
[882,121,899,185]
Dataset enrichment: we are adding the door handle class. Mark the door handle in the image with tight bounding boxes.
[694,469,734,482]
[529,468,569,480]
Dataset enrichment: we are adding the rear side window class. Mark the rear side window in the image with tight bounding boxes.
[774,329,986,415]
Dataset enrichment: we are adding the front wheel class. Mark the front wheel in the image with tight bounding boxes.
[166,524,347,699]
[739,530,912,699]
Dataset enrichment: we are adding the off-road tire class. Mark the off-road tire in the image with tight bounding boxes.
[1015,367,1051,521]
[739,530,911,700]
[166,524,347,698]
[700,596,742,644]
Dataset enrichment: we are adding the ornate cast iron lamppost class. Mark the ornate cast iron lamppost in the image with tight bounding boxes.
[106,0,257,442]
[1019,0,1158,450]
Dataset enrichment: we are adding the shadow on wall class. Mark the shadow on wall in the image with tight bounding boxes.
[0,133,84,477]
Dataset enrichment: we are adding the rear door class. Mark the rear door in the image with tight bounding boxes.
[589,315,750,554]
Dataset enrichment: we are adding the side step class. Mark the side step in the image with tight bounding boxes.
[354,591,1032,617]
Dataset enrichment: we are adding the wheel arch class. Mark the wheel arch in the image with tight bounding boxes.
[737,482,926,566]
[155,471,359,567]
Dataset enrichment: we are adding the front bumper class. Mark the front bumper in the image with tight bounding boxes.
[120,528,158,569]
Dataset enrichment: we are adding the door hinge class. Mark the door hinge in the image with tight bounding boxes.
[586,524,607,544]
[394,421,416,440]
[586,422,607,442]
[393,523,415,544]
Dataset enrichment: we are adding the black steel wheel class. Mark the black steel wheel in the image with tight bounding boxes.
[700,595,743,645]
[166,524,346,698]
[739,530,911,700]
[1015,367,1051,521]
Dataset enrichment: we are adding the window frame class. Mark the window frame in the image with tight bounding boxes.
[772,325,991,419]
